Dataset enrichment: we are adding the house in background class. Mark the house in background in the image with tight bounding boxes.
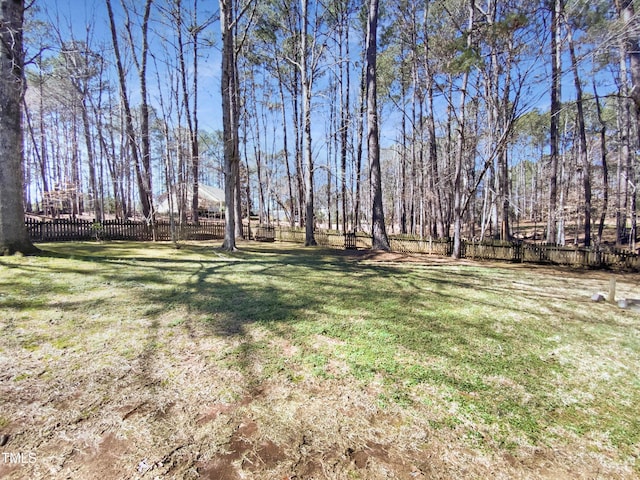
[156,184,226,219]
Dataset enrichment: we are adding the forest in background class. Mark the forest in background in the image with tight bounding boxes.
[21,0,640,251]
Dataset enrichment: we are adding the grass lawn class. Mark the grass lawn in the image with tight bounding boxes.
[0,240,638,479]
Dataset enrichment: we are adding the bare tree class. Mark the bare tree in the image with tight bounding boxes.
[123,0,156,231]
[565,14,591,246]
[59,40,104,221]
[168,0,208,223]
[105,0,155,226]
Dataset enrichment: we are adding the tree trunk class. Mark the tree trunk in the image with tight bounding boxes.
[191,0,201,223]
[340,11,350,233]
[620,0,640,111]
[451,1,474,259]
[293,67,305,228]
[301,0,316,246]
[399,64,408,235]
[220,0,237,250]
[275,56,295,227]
[80,97,102,221]
[354,49,366,232]
[235,152,244,238]
[367,0,389,251]
[616,34,631,245]
[619,0,639,248]
[547,0,562,244]
[255,88,267,224]
[424,3,444,238]
[593,84,608,248]
[138,0,156,235]
[327,90,334,230]
[71,113,82,216]
[234,43,244,240]
[0,0,38,255]
[426,91,441,238]
[23,95,48,206]
[566,18,591,247]
[37,57,50,210]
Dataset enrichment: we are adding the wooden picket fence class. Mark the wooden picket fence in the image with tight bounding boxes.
[276,227,372,250]
[274,226,640,270]
[24,218,640,270]
[25,217,248,242]
[463,240,640,269]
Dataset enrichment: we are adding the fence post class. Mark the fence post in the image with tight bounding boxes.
[344,232,357,250]
[608,278,616,303]
[513,241,522,263]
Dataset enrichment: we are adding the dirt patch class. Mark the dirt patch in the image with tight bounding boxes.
[197,402,234,426]
[1,340,636,480]
[81,433,131,479]
[336,248,454,264]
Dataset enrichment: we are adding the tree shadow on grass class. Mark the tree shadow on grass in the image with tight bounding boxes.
[143,245,407,338]
[5,241,620,450]
[1,242,566,386]
[5,241,536,342]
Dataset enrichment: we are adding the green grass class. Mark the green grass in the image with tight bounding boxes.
[1,240,639,471]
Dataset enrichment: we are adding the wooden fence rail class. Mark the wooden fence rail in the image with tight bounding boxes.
[25,218,639,270]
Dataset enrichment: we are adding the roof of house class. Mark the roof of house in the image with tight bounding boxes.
[156,184,225,213]
[198,185,225,204]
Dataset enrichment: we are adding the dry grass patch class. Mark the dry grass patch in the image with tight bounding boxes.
[0,241,638,479]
